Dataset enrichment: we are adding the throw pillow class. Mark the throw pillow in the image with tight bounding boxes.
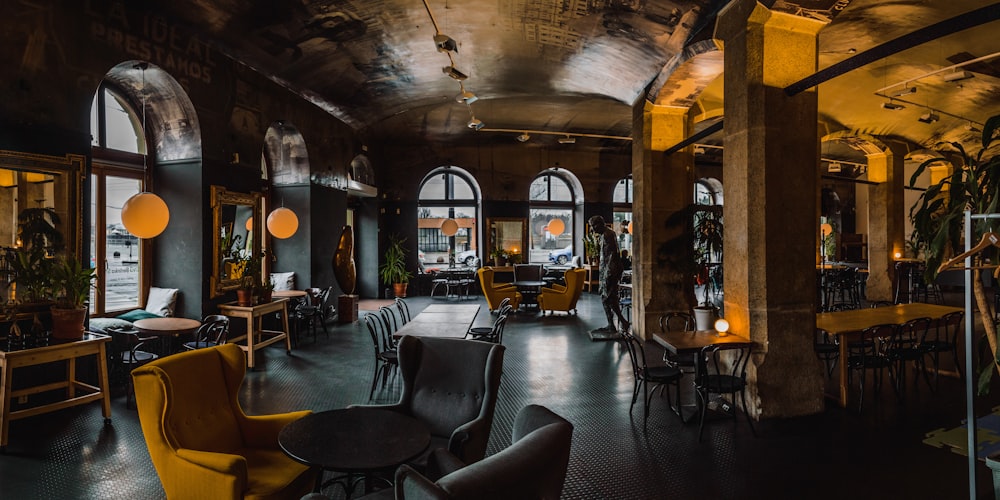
[117,309,162,322]
[88,317,136,333]
[270,272,296,291]
[145,287,179,317]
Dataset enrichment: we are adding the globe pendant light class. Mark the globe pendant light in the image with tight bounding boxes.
[267,207,298,239]
[440,218,459,237]
[121,62,170,239]
[547,218,565,236]
[245,216,254,232]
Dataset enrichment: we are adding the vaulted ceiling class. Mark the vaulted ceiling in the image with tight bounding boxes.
[143,0,1000,159]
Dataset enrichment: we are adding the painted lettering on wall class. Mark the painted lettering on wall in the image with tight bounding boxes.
[86,1,216,85]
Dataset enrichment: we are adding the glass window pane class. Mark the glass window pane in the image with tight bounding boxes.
[419,175,446,200]
[529,208,573,264]
[90,95,100,147]
[416,205,477,269]
[104,89,143,154]
[613,177,632,204]
[613,211,632,254]
[105,176,141,312]
[695,182,712,205]
[529,176,549,201]
[548,176,572,202]
[452,176,474,200]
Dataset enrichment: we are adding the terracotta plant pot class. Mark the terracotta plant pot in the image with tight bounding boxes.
[393,283,408,298]
[236,289,253,306]
[50,306,87,340]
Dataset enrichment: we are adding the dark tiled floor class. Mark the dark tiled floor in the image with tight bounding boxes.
[0,292,997,499]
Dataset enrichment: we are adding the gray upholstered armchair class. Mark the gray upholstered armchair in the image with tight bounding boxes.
[393,404,574,500]
[354,336,505,465]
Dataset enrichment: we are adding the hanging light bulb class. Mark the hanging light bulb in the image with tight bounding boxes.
[547,218,565,236]
[121,62,169,239]
[267,207,299,239]
[245,216,253,232]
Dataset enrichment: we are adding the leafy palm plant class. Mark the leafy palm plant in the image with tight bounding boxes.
[909,114,1000,393]
[379,234,412,285]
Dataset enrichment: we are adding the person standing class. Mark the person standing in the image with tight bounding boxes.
[588,215,629,336]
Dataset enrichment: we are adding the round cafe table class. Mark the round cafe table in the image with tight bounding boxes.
[279,407,430,495]
[133,317,202,355]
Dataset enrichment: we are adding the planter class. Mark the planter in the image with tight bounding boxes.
[693,306,716,332]
[393,283,408,298]
[50,306,86,340]
[236,289,253,306]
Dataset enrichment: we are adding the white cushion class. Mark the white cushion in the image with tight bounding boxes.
[570,256,582,268]
[145,287,179,317]
[270,272,296,291]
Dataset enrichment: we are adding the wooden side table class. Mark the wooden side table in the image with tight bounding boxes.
[0,333,112,450]
[583,264,600,293]
[217,299,292,369]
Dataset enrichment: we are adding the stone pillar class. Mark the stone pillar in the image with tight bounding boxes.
[632,101,695,340]
[717,0,825,418]
[864,143,906,302]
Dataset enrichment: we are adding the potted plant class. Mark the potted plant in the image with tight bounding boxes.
[233,251,257,306]
[583,231,600,267]
[692,207,723,329]
[379,234,413,298]
[49,256,96,340]
[489,247,508,267]
[909,114,1000,394]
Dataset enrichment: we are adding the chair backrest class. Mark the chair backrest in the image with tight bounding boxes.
[565,268,586,305]
[497,297,511,312]
[396,298,412,323]
[696,343,751,387]
[395,336,505,462]
[195,314,230,344]
[379,306,400,333]
[897,316,932,346]
[364,314,387,355]
[514,264,543,282]
[854,323,896,358]
[395,404,573,500]
[619,330,644,381]
[659,312,694,332]
[132,344,247,470]
[490,313,509,344]
[934,310,964,343]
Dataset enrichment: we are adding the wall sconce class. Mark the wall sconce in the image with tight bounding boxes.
[122,192,170,238]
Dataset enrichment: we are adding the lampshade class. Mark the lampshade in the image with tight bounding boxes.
[267,207,299,239]
[547,218,565,236]
[628,221,633,234]
[121,192,170,238]
[245,216,253,232]
[440,218,459,236]
[714,318,730,336]
[820,223,833,237]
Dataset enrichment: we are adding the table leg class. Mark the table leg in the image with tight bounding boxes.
[97,343,112,422]
[246,315,256,369]
[838,339,849,408]
[281,302,292,355]
[0,361,10,449]
[67,357,77,399]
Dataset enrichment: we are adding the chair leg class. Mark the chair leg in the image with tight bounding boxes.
[368,362,380,400]
[696,388,708,443]
[740,390,756,437]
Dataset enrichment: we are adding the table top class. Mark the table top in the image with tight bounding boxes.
[394,304,480,339]
[217,298,288,314]
[279,408,430,472]
[0,332,109,356]
[652,329,752,356]
[272,289,308,298]
[512,280,547,287]
[133,317,202,335]
[422,304,480,314]
[816,303,962,336]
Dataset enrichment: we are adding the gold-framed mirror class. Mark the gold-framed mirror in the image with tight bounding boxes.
[0,150,84,257]
[486,217,528,265]
[210,186,261,298]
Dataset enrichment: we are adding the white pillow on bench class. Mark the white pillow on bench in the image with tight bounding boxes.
[145,287,179,317]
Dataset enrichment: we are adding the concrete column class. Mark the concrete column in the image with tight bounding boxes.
[864,144,906,302]
[717,0,826,418]
[632,102,695,340]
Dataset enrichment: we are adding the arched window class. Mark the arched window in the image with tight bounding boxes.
[89,81,148,315]
[612,175,633,254]
[417,168,481,271]
[529,171,576,264]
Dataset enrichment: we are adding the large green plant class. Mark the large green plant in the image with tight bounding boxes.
[379,234,412,285]
[50,256,96,309]
[909,114,1000,394]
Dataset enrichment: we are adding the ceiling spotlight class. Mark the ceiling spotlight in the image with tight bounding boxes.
[433,33,458,53]
[455,89,478,104]
[890,86,917,97]
[516,132,531,143]
[882,101,905,110]
[918,112,940,124]
[943,71,974,83]
[467,117,484,130]
[558,135,576,144]
[442,65,468,81]
[828,162,842,173]
[966,122,983,133]
[693,147,705,154]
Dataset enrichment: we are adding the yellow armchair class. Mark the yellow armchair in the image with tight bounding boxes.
[538,268,586,315]
[132,343,318,500]
[478,267,522,312]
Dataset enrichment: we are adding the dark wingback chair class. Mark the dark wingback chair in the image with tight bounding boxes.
[391,404,573,500]
[355,336,505,466]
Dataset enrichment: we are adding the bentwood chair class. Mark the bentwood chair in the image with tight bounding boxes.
[887,316,933,396]
[847,323,895,414]
[108,326,159,409]
[395,297,412,324]
[620,330,682,430]
[389,405,573,500]
[923,310,964,386]
[468,303,511,344]
[364,314,399,400]
[695,343,755,442]
[659,311,696,374]
[814,328,839,377]
[181,314,230,351]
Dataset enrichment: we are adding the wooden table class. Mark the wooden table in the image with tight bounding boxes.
[0,333,112,449]
[653,329,752,356]
[133,317,202,355]
[272,289,308,299]
[393,304,480,340]
[816,303,963,407]
[218,299,292,369]
[279,407,430,495]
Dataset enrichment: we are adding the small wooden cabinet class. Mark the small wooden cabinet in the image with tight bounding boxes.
[583,264,599,293]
